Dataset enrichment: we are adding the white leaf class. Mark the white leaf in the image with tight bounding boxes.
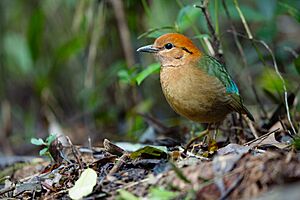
[69,168,97,200]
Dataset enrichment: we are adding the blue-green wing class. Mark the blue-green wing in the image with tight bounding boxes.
[198,55,239,95]
[198,55,254,121]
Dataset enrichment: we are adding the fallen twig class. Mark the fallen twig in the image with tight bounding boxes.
[244,128,280,146]
[66,136,83,169]
[244,116,258,139]
[108,153,130,176]
[0,185,15,196]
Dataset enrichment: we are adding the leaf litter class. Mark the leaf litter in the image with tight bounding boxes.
[1,116,300,199]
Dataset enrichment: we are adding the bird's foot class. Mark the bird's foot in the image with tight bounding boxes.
[183,129,209,154]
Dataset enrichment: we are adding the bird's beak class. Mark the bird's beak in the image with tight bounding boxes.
[137,45,159,53]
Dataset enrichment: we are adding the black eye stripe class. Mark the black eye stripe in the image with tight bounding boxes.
[161,44,193,54]
[181,47,193,54]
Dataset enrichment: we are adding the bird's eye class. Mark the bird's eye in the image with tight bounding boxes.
[164,43,174,49]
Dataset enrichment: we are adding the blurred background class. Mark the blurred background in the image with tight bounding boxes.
[0,0,300,155]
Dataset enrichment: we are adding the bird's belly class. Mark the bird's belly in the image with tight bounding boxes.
[160,66,231,123]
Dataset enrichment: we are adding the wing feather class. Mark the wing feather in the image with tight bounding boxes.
[198,55,254,121]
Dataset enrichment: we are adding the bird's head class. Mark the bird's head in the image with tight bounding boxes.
[137,33,202,67]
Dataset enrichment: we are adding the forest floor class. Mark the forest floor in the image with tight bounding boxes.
[1,118,300,199]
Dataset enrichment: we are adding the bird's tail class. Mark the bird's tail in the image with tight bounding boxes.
[228,94,254,122]
[242,106,254,122]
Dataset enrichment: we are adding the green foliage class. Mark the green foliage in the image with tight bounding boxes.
[55,35,86,62]
[148,187,179,200]
[258,68,290,99]
[125,99,153,140]
[27,9,45,61]
[293,137,300,150]
[137,26,175,39]
[118,63,160,86]
[130,146,168,159]
[226,4,266,22]
[118,67,138,85]
[176,5,201,32]
[117,190,140,200]
[170,162,191,184]
[31,134,56,158]
[278,1,300,22]
[117,187,179,200]
[4,33,33,75]
[294,56,300,75]
[135,63,160,85]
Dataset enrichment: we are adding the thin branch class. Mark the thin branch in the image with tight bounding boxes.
[194,1,223,62]
[232,0,268,68]
[222,0,247,67]
[72,0,86,32]
[214,0,220,37]
[232,0,268,67]
[245,116,258,139]
[226,5,296,134]
[111,0,135,67]
[233,0,253,39]
[283,46,299,58]
[260,40,297,135]
[85,1,105,88]
[175,0,209,54]
[66,136,83,169]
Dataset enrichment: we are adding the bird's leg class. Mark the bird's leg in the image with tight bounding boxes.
[207,123,219,153]
[183,124,211,154]
[211,123,220,140]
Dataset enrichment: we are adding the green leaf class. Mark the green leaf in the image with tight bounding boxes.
[278,2,300,22]
[130,146,168,159]
[137,26,175,39]
[135,63,160,85]
[118,69,134,84]
[170,162,191,184]
[4,33,33,75]
[46,134,56,145]
[176,5,201,32]
[258,68,289,97]
[55,35,86,62]
[226,3,266,22]
[39,148,48,156]
[192,34,210,40]
[27,9,45,61]
[69,168,98,200]
[31,138,45,146]
[256,23,276,42]
[293,137,300,150]
[294,56,300,75]
[117,190,140,200]
[148,187,179,200]
[117,67,138,85]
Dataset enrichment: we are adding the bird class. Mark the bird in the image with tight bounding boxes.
[137,33,254,144]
